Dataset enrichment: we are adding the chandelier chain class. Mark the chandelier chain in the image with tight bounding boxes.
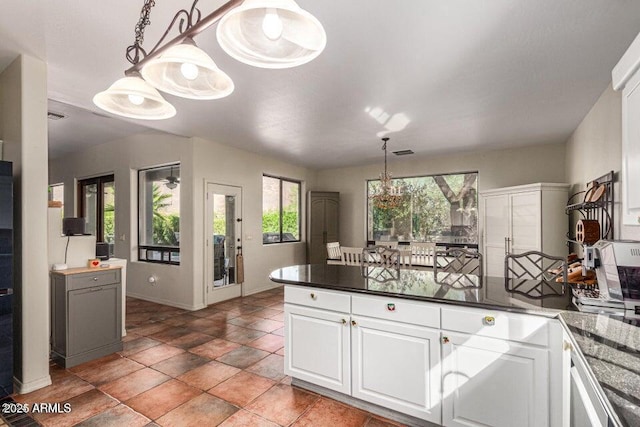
[126,0,156,65]
[126,0,204,66]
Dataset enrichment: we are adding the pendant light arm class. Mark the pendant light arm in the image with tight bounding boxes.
[126,0,243,75]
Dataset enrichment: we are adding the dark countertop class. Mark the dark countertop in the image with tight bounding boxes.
[270,264,571,315]
[270,264,640,427]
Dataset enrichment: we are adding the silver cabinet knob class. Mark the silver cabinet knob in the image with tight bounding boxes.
[93,277,98,281]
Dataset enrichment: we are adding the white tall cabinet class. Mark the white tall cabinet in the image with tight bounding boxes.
[613,32,640,225]
[480,183,569,277]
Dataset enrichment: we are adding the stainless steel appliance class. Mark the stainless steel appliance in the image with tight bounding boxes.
[591,240,640,312]
[0,160,13,398]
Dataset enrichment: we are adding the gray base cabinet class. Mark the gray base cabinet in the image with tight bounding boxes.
[50,268,123,368]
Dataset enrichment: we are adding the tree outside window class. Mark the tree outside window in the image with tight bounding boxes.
[367,172,478,243]
[262,175,301,244]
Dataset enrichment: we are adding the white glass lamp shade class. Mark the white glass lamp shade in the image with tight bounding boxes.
[93,76,176,120]
[217,0,326,69]
[141,43,235,100]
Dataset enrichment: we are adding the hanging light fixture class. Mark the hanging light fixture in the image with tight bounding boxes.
[92,75,177,120]
[141,39,234,100]
[93,0,326,119]
[369,137,404,210]
[216,0,327,69]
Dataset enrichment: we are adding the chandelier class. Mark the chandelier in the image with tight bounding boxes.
[369,137,404,210]
[93,0,327,120]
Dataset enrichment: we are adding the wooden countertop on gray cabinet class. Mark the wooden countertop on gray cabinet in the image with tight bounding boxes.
[50,267,123,368]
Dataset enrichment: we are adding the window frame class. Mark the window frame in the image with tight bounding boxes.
[262,174,302,245]
[77,174,114,245]
[137,164,180,265]
[366,170,479,244]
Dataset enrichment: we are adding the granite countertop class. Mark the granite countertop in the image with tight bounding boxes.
[270,264,571,315]
[560,311,640,427]
[271,264,640,426]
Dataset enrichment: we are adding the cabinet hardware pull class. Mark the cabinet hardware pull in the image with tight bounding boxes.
[351,320,357,326]
[93,277,99,281]
[310,293,316,300]
[563,341,573,352]
[341,319,347,325]
[387,303,396,311]
[483,316,496,326]
[442,336,450,344]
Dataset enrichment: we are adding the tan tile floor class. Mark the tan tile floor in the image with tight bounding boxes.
[11,287,406,427]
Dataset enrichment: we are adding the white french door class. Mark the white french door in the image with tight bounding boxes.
[205,183,243,305]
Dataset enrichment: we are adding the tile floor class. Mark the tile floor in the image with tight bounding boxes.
[12,287,405,427]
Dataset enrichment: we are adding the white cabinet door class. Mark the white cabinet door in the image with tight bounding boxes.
[510,191,541,252]
[483,194,510,277]
[442,332,549,427]
[351,316,441,424]
[284,304,350,394]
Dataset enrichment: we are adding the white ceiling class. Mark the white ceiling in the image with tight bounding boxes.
[2,0,640,169]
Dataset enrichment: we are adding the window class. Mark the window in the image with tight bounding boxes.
[48,183,64,203]
[367,172,478,244]
[262,175,301,244]
[78,175,115,254]
[138,164,180,264]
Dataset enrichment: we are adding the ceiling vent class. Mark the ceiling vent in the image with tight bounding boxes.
[393,149,414,156]
[47,111,66,121]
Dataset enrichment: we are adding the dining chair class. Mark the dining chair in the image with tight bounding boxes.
[340,246,364,266]
[410,242,436,267]
[435,248,482,275]
[326,242,342,261]
[362,245,401,269]
[504,251,568,299]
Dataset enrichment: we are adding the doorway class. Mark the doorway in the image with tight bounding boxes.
[206,183,242,305]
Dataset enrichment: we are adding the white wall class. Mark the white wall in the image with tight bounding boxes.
[565,84,640,240]
[49,132,197,309]
[0,55,51,393]
[192,137,317,302]
[316,142,567,247]
[50,133,317,310]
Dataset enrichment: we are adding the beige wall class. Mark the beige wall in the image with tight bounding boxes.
[192,137,317,300]
[49,132,197,309]
[0,55,51,393]
[564,84,640,240]
[316,142,567,247]
[50,133,317,310]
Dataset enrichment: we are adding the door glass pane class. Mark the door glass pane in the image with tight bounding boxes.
[103,181,115,254]
[213,193,237,287]
[282,180,299,241]
[82,183,98,236]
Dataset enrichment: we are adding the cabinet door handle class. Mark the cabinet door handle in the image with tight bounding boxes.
[93,277,99,281]
[310,293,316,300]
[442,336,450,344]
[563,340,573,352]
[351,320,357,327]
[483,316,496,326]
[341,318,347,325]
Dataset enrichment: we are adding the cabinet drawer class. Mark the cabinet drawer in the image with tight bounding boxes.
[285,286,350,313]
[352,295,440,328]
[441,306,550,346]
[67,270,121,291]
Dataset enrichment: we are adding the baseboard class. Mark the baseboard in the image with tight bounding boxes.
[243,282,282,296]
[126,292,205,311]
[13,374,52,395]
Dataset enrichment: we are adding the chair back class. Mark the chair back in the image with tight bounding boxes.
[326,242,341,260]
[341,247,364,266]
[375,240,398,248]
[410,242,436,267]
[435,248,482,276]
[504,251,568,299]
[362,246,401,269]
